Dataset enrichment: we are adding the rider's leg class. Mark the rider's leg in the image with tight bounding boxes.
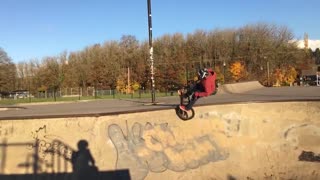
[184,83,200,98]
[185,94,200,110]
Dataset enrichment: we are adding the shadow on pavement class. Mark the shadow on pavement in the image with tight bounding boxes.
[0,139,131,180]
[0,170,131,180]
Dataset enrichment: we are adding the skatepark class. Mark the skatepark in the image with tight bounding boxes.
[0,81,320,180]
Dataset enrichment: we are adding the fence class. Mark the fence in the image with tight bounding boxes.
[38,87,174,99]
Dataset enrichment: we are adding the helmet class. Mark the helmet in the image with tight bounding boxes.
[198,68,209,80]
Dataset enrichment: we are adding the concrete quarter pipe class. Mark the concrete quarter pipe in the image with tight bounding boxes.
[0,101,320,179]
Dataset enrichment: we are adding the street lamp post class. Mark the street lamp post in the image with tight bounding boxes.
[147,0,155,103]
[267,61,270,86]
[317,72,320,86]
[28,77,31,103]
[264,56,270,86]
[223,61,226,82]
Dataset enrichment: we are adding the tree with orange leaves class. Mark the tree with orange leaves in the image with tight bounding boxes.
[273,66,297,86]
[273,68,284,86]
[284,66,297,86]
[229,61,247,82]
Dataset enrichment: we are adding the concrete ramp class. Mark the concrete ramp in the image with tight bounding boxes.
[219,81,264,94]
[0,101,319,180]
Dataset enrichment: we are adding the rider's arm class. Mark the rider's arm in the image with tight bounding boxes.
[195,76,215,97]
[195,84,211,97]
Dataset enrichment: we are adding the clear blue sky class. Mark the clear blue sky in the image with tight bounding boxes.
[1,0,320,63]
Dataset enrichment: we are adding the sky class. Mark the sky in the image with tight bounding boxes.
[1,0,320,63]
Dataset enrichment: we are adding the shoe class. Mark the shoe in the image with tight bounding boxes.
[179,105,190,112]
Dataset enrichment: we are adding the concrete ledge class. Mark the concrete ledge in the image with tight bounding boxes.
[218,81,264,94]
[0,106,26,111]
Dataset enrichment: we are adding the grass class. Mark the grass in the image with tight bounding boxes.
[0,92,178,105]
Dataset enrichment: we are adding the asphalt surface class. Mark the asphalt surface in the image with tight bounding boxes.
[0,86,319,120]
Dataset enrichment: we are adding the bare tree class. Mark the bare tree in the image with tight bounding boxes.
[39,57,64,100]
[11,22,307,93]
[0,48,16,92]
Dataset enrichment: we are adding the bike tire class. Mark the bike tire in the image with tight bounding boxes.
[176,106,195,121]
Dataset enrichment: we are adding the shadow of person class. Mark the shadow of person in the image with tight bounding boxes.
[71,140,98,180]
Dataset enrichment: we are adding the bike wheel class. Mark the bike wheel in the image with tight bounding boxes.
[176,106,195,121]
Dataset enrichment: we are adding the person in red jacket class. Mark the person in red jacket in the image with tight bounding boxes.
[179,68,216,112]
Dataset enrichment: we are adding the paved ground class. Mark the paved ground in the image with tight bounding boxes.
[0,86,319,120]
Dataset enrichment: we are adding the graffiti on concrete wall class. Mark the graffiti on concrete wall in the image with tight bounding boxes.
[28,125,51,159]
[108,122,228,180]
[283,123,320,164]
[198,111,241,137]
[23,125,74,173]
[283,123,320,149]
[28,125,72,160]
[0,124,75,174]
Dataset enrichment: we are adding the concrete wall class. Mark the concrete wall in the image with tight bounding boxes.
[0,101,320,180]
[219,81,264,94]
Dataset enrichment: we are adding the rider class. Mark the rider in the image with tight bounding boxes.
[179,68,217,112]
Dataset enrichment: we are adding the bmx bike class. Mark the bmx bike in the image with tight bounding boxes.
[175,81,219,121]
[175,88,195,121]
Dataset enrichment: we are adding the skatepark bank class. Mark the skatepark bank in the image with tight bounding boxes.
[0,101,320,180]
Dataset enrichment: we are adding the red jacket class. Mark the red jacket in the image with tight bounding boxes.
[195,68,216,97]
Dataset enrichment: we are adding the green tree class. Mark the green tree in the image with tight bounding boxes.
[0,48,16,91]
[314,48,320,64]
[16,22,309,92]
[101,41,122,90]
[41,57,64,100]
[119,35,140,92]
